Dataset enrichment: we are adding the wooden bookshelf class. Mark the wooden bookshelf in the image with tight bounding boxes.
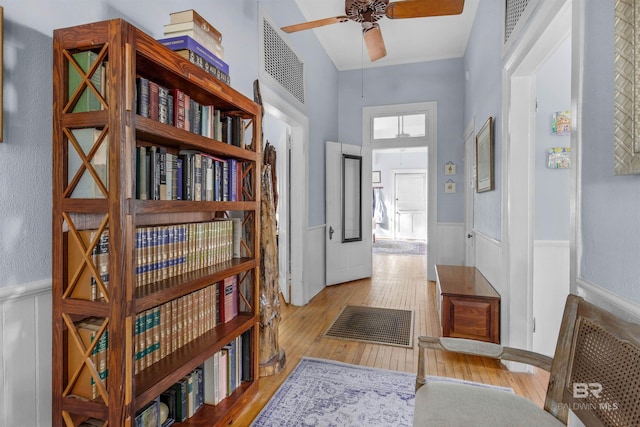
[52,19,261,426]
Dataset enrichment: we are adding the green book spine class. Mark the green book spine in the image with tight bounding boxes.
[68,51,103,112]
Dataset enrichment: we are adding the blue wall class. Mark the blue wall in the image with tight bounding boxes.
[463,0,504,240]
[580,1,640,303]
[338,59,465,223]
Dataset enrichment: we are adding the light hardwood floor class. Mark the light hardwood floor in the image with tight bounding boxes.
[232,253,549,425]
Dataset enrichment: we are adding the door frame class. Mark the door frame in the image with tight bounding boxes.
[463,118,475,266]
[261,84,309,306]
[392,169,427,241]
[363,102,438,280]
[501,0,571,360]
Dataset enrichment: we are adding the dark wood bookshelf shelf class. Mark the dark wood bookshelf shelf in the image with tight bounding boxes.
[133,200,258,215]
[52,18,262,426]
[135,116,258,162]
[134,258,257,312]
[134,314,255,410]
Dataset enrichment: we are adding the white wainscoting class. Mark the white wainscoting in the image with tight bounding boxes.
[532,240,570,357]
[0,280,52,427]
[435,222,465,266]
[474,231,504,294]
[302,225,326,306]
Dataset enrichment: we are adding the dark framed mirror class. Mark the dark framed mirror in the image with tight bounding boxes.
[342,154,362,242]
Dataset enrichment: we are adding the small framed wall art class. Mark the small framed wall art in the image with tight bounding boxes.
[476,117,494,192]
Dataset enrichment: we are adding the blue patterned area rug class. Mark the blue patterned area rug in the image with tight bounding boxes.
[251,357,513,427]
[372,239,426,255]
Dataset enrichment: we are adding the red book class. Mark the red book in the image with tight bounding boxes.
[220,275,237,323]
[171,88,186,130]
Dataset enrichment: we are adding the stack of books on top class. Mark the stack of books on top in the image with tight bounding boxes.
[159,9,230,85]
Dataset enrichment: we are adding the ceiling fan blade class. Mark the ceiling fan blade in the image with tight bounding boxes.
[281,16,350,33]
[386,0,465,19]
[363,24,387,62]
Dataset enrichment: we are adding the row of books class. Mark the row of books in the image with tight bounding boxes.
[160,9,229,84]
[164,9,224,60]
[136,78,244,144]
[135,220,237,288]
[67,317,109,401]
[68,277,239,402]
[137,146,244,202]
[202,330,249,405]
[159,329,251,424]
[67,218,240,302]
[135,276,238,374]
[159,37,230,85]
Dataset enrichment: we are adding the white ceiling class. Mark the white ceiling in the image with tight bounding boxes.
[289,0,479,71]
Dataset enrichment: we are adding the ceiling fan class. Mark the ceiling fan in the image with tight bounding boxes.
[281,0,465,62]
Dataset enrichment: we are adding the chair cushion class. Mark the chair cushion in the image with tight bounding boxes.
[413,381,564,427]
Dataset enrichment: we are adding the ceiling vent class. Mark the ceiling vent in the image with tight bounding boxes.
[505,0,531,43]
[261,15,306,106]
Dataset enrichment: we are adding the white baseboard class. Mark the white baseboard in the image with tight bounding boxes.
[0,280,52,427]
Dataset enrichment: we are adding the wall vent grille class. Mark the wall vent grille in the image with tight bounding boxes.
[262,18,305,105]
[505,0,531,43]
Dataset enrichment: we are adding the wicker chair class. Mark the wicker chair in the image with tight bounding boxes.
[414,294,640,426]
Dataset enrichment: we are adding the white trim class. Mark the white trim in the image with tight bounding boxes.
[463,117,476,266]
[570,0,585,297]
[577,278,640,324]
[533,240,570,248]
[363,101,438,280]
[260,83,310,307]
[463,117,476,142]
[501,0,571,352]
[0,279,51,302]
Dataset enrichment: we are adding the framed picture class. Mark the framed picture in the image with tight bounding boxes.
[476,117,494,193]
[372,170,381,184]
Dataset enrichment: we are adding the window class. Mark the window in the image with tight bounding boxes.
[373,113,426,140]
[364,101,436,150]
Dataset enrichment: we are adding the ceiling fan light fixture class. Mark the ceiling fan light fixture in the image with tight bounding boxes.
[363,23,387,61]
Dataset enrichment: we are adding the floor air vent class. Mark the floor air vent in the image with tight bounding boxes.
[262,18,305,105]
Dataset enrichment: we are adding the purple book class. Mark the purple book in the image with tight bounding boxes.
[158,35,229,75]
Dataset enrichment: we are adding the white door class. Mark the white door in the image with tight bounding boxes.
[394,172,426,240]
[325,141,372,286]
[464,128,475,266]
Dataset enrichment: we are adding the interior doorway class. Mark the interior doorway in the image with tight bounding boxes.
[393,171,427,240]
[502,0,572,358]
[371,148,428,244]
[261,85,309,307]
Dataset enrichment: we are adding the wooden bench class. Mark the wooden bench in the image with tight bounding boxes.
[414,294,640,426]
[435,265,500,344]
